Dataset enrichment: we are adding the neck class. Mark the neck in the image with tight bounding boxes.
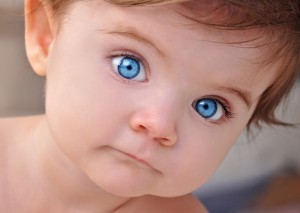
[27,116,131,212]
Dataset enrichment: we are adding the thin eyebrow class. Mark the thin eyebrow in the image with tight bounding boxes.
[103,28,165,57]
[211,85,253,109]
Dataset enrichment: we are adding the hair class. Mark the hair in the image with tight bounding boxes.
[39,0,300,128]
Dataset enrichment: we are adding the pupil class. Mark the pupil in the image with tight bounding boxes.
[127,65,132,70]
[203,104,209,110]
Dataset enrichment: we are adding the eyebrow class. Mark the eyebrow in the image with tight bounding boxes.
[103,28,165,57]
[211,84,253,109]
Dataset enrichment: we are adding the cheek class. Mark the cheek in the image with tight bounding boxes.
[158,120,245,196]
[45,78,129,140]
[45,45,136,162]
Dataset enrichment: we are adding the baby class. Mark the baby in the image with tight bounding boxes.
[0,0,299,212]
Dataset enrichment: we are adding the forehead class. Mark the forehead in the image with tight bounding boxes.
[63,1,276,47]
[96,3,277,65]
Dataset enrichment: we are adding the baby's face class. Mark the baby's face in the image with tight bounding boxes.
[43,0,277,197]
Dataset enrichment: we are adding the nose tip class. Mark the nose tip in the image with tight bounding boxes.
[130,111,178,147]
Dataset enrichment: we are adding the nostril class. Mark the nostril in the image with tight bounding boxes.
[138,124,146,131]
[157,137,176,147]
[159,138,169,143]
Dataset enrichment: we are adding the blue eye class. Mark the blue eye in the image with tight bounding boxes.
[112,56,146,81]
[194,98,223,121]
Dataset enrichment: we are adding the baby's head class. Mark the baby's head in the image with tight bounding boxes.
[25,0,299,197]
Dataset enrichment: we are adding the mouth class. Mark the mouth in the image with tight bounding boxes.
[124,152,150,166]
[113,148,156,171]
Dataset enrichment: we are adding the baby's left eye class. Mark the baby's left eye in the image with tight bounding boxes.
[194,98,224,121]
[112,56,146,82]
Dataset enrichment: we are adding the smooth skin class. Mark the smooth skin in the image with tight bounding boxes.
[0,0,279,212]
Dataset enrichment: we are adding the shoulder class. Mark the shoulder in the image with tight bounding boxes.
[0,116,25,143]
[0,115,44,179]
[0,116,18,153]
[0,114,44,135]
[0,116,25,163]
[0,115,44,149]
[0,115,44,210]
[156,194,208,213]
[125,194,208,213]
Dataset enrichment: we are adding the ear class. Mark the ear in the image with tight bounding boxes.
[24,0,54,76]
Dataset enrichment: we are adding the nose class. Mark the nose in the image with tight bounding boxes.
[129,104,178,147]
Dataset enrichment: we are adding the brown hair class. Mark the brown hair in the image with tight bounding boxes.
[41,0,300,128]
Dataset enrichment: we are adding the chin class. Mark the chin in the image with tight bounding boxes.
[84,162,157,197]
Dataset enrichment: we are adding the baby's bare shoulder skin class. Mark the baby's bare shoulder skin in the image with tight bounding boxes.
[0,115,44,211]
[0,115,39,150]
[0,114,44,162]
[0,116,21,211]
[152,194,208,213]
[117,194,208,213]
[0,116,23,161]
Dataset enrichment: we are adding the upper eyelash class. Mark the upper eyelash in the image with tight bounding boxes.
[210,99,235,125]
[109,50,148,70]
[217,100,233,119]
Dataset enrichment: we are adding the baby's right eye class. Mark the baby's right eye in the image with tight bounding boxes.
[112,55,146,82]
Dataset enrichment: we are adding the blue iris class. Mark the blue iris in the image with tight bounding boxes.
[195,99,218,119]
[118,57,140,79]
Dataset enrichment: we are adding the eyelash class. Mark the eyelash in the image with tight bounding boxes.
[108,50,235,125]
[212,99,234,125]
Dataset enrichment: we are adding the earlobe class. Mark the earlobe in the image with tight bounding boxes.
[24,0,54,76]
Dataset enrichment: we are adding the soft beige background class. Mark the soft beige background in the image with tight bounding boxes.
[0,0,44,117]
[1,0,300,195]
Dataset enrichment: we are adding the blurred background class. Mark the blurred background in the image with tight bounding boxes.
[0,0,44,117]
[1,1,300,212]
